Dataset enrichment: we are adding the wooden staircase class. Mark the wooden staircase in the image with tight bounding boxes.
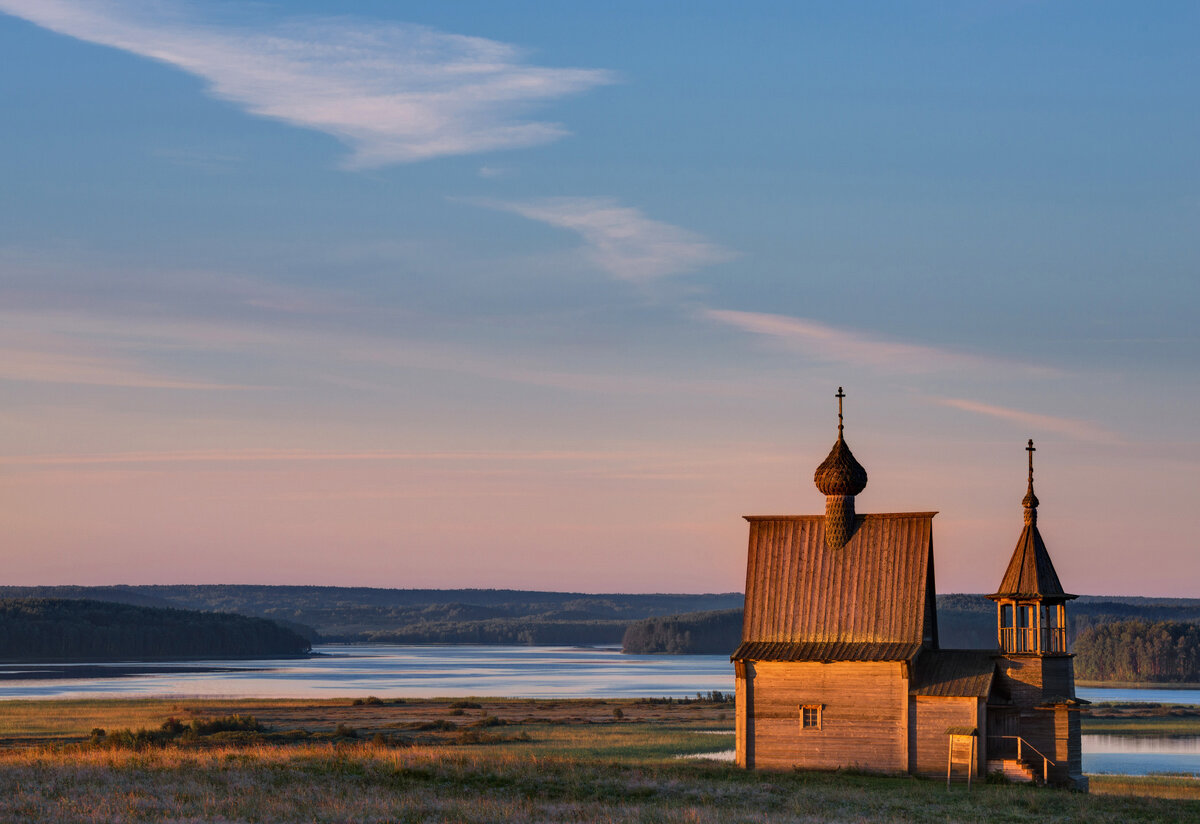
[987,758,1038,783]
[987,735,1053,784]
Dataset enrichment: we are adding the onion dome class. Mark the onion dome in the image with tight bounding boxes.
[815,388,867,550]
[813,387,868,497]
[814,435,869,496]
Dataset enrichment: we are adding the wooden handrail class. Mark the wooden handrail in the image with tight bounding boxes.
[999,626,1067,653]
[995,735,1054,782]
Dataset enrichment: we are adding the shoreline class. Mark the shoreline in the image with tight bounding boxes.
[1079,680,1200,690]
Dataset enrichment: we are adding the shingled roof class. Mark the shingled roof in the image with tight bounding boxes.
[910,649,998,698]
[989,522,1074,601]
[733,512,936,662]
[990,439,1075,602]
[731,640,922,662]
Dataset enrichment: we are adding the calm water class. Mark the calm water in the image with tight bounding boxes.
[0,645,734,700]
[1083,735,1200,776]
[1077,686,1200,705]
[3,645,1199,777]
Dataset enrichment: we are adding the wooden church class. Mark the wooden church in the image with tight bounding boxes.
[731,390,1086,789]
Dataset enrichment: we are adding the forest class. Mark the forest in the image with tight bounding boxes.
[0,599,311,662]
[4,586,1199,682]
[621,598,1200,683]
[0,586,743,644]
[620,609,743,655]
[1073,620,1200,682]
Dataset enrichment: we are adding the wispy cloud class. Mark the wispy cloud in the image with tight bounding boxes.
[703,308,1048,374]
[0,345,250,390]
[2,448,645,467]
[935,397,1122,444]
[473,197,735,281]
[0,0,614,166]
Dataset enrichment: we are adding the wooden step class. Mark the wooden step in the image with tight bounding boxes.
[987,758,1036,783]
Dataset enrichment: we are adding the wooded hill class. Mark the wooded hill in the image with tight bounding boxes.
[0,587,744,646]
[5,586,1194,683]
[0,599,311,662]
[621,595,1200,683]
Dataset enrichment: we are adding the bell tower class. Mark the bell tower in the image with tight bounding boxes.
[989,441,1073,656]
[987,440,1086,789]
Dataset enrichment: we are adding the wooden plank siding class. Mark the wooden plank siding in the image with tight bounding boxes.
[908,696,986,777]
[734,661,751,768]
[1054,704,1083,779]
[742,660,909,772]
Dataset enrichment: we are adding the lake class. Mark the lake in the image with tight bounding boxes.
[2,645,1198,776]
[0,645,734,700]
[4,645,1199,705]
[1083,735,1200,777]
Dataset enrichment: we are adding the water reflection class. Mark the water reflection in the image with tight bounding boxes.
[0,645,736,700]
[1082,735,1200,776]
[2,647,1199,777]
[1078,686,1200,706]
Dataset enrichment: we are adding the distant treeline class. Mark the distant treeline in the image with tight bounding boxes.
[621,610,743,655]
[0,599,311,662]
[365,619,628,646]
[621,598,1200,684]
[5,586,1198,683]
[1074,620,1200,683]
[0,586,744,645]
[933,594,1200,649]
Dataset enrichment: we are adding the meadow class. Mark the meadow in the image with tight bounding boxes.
[0,697,1197,823]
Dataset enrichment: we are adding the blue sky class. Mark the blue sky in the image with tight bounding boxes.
[0,1,1197,595]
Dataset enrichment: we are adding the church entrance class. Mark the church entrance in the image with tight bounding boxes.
[987,708,1019,759]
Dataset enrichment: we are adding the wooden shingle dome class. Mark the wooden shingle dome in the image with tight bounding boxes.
[814,435,868,497]
[814,388,867,549]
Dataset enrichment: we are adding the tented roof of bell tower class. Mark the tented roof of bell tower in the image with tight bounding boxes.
[988,440,1075,602]
[989,521,1074,601]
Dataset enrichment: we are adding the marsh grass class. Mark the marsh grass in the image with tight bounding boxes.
[1083,703,1200,736]
[1084,716,1200,735]
[1,741,1197,823]
[1090,774,1200,800]
[1,698,1198,823]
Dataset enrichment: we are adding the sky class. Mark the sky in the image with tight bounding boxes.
[0,1,1197,596]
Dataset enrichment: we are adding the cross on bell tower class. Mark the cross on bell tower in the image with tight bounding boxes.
[989,440,1073,654]
[987,440,1085,789]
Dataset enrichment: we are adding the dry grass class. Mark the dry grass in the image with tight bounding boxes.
[0,696,731,743]
[1,742,1197,823]
[1083,702,1200,736]
[1090,774,1200,800]
[0,698,1197,823]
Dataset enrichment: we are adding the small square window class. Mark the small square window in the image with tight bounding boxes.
[800,704,822,730]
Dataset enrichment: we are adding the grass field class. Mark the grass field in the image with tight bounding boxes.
[0,697,1197,823]
[1083,702,1200,736]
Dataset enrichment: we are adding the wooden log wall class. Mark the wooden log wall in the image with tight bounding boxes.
[997,654,1080,785]
[740,660,909,772]
[735,661,751,767]
[908,696,983,777]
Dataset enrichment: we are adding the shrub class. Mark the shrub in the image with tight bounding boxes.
[190,715,263,736]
